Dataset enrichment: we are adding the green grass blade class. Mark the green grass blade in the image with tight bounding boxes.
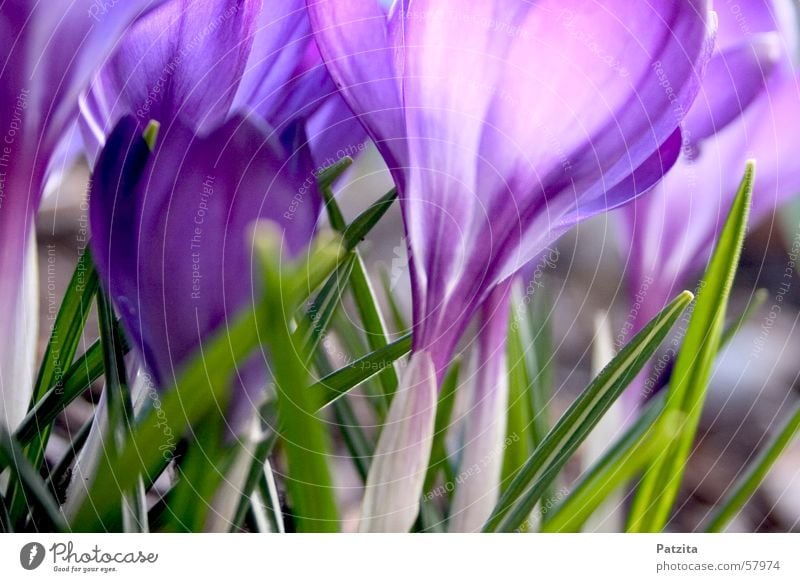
[379,267,410,334]
[482,290,694,533]
[13,335,111,448]
[230,428,279,532]
[160,413,234,532]
[0,427,66,532]
[46,416,94,504]
[0,491,11,532]
[342,188,398,251]
[528,288,553,448]
[294,254,356,359]
[317,156,353,193]
[542,411,681,532]
[259,236,339,533]
[313,333,412,409]
[332,397,372,482]
[31,248,98,405]
[705,401,800,532]
[256,464,285,533]
[503,286,534,489]
[96,288,149,533]
[348,257,399,406]
[628,162,754,532]
[319,185,401,409]
[314,350,373,483]
[70,306,263,531]
[12,248,98,523]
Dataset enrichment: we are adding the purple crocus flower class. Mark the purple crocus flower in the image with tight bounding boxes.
[448,281,512,532]
[309,0,714,531]
[0,0,170,430]
[617,0,800,408]
[89,113,320,430]
[80,0,363,169]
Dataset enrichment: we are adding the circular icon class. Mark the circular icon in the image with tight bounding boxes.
[19,542,46,570]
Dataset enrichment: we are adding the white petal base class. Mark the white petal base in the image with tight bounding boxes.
[359,351,437,533]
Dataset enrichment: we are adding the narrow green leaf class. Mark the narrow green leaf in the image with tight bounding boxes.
[342,188,398,251]
[528,288,553,448]
[317,156,353,193]
[8,248,98,526]
[705,401,800,532]
[628,162,754,532]
[348,257,399,406]
[320,184,401,408]
[542,411,682,532]
[482,290,694,533]
[160,413,234,532]
[97,288,149,533]
[45,416,94,504]
[379,267,410,334]
[31,248,99,405]
[503,286,534,489]
[294,254,356,358]
[259,234,339,532]
[332,397,372,482]
[70,306,262,531]
[13,334,113,448]
[230,411,278,532]
[330,309,388,419]
[256,463,285,533]
[0,491,11,532]
[312,333,413,409]
[0,427,66,532]
[23,248,98,484]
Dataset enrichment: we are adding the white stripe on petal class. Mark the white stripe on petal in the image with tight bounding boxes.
[359,351,437,533]
[0,235,38,432]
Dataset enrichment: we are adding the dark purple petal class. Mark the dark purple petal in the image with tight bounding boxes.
[81,0,261,163]
[90,114,321,391]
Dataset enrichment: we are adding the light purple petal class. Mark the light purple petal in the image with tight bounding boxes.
[449,280,511,532]
[80,0,261,163]
[311,1,713,375]
[683,33,782,142]
[359,350,437,532]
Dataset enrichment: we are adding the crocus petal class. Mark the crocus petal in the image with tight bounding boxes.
[0,0,167,429]
[359,351,437,532]
[80,0,262,162]
[232,0,311,122]
[306,0,407,175]
[19,0,169,148]
[311,0,713,378]
[683,33,782,142]
[90,114,320,398]
[0,237,37,431]
[449,281,511,533]
[619,0,800,341]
